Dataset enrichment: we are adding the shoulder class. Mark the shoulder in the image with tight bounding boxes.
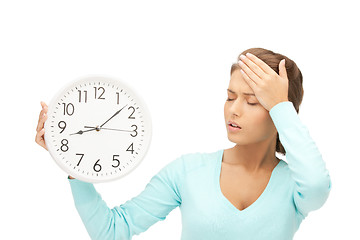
[160,149,221,176]
[183,148,220,165]
[276,159,293,181]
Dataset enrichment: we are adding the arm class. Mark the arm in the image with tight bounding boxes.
[68,156,184,240]
[269,101,332,220]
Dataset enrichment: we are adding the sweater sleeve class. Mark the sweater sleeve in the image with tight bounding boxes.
[269,101,332,220]
[68,155,184,240]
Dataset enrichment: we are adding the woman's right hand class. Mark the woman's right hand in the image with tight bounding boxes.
[35,101,75,179]
[35,101,48,151]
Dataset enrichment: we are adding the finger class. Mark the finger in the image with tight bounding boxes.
[278,59,287,79]
[35,128,44,144]
[39,102,48,115]
[40,101,48,109]
[238,60,261,84]
[38,108,46,120]
[39,113,47,131]
[36,113,47,132]
[37,103,48,131]
[245,52,275,75]
[35,128,48,150]
[239,69,257,91]
[240,54,267,80]
[38,105,48,119]
[36,111,44,131]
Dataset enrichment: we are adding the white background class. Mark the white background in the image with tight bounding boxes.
[1,0,359,239]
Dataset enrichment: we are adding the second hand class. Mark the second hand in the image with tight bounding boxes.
[83,126,133,133]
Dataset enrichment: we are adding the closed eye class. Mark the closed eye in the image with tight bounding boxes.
[226,98,257,105]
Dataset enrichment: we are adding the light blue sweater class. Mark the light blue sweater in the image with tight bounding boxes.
[68,101,332,240]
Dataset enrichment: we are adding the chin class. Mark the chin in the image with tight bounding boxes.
[227,134,246,144]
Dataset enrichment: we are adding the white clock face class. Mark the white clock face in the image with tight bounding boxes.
[44,75,152,183]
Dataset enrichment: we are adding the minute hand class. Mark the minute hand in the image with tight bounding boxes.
[100,104,128,128]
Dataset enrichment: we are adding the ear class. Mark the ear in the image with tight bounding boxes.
[279,59,287,79]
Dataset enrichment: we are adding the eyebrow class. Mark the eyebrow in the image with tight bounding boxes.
[227,89,255,96]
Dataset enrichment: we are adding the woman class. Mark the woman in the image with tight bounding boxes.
[35,47,332,240]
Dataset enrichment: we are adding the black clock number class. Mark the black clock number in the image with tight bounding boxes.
[112,155,120,168]
[94,87,105,100]
[78,90,88,103]
[76,153,84,166]
[128,106,135,119]
[60,139,69,152]
[62,103,74,116]
[130,125,138,137]
[126,143,134,154]
[58,121,66,133]
[93,159,102,172]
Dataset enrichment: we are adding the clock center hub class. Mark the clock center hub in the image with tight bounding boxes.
[96,125,101,131]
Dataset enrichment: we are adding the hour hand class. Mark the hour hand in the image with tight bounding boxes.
[69,127,97,135]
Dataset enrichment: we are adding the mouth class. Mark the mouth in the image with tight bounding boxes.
[227,121,242,132]
[228,123,241,129]
[227,121,241,129]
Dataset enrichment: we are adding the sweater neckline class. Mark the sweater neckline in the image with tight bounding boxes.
[214,149,283,217]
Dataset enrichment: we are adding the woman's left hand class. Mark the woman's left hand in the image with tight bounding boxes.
[238,52,289,111]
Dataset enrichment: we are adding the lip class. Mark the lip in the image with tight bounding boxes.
[227,120,242,132]
[227,120,242,129]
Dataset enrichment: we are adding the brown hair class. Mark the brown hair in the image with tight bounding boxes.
[230,47,304,156]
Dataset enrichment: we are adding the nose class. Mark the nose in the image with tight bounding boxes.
[229,98,244,117]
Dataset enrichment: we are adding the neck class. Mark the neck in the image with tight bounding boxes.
[224,135,278,173]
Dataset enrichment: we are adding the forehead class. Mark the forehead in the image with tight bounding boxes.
[228,69,254,94]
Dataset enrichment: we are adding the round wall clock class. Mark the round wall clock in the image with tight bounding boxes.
[44,75,152,183]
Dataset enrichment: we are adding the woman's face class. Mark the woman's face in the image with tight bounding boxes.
[224,69,277,145]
